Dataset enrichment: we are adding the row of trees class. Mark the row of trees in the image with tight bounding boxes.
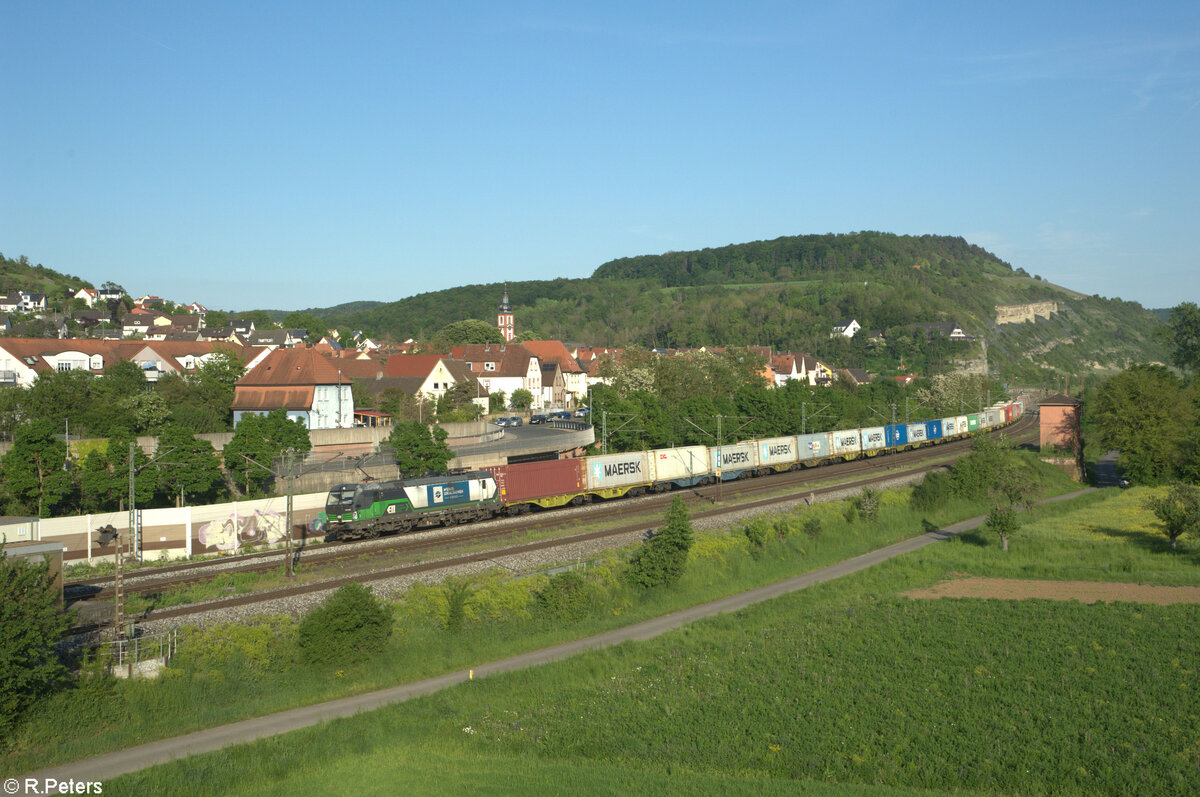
[589,348,1004,453]
[0,409,310,517]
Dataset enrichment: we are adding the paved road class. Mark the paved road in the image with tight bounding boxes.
[1095,450,1122,487]
[22,489,1095,785]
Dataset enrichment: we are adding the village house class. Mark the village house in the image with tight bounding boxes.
[231,348,354,429]
[451,343,543,409]
[831,318,861,338]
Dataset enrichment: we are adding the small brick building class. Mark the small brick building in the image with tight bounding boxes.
[1039,393,1083,453]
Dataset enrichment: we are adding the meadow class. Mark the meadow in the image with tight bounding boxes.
[101,483,1200,795]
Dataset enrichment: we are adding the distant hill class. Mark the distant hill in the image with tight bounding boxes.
[0,252,93,303]
[314,232,1165,383]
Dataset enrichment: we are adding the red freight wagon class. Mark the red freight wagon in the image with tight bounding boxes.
[484,458,587,510]
[1004,404,1014,423]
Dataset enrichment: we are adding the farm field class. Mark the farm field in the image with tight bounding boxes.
[108,486,1200,796]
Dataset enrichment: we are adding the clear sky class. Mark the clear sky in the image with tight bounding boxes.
[2,2,1197,312]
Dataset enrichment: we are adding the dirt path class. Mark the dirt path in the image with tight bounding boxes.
[907,575,1200,605]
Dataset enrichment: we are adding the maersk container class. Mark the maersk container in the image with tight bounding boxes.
[586,452,652,491]
[885,424,908,448]
[756,436,799,468]
[926,419,943,441]
[967,414,980,431]
[652,446,710,486]
[861,426,887,452]
[712,442,757,479]
[404,473,497,511]
[797,432,833,463]
[956,415,969,436]
[485,459,585,506]
[941,417,958,438]
[907,422,929,445]
[831,429,861,457]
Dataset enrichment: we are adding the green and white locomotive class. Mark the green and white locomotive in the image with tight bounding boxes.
[317,471,500,540]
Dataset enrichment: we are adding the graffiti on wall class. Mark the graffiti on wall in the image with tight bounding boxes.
[197,509,286,552]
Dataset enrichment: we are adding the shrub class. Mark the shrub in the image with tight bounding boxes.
[627,496,694,589]
[535,571,595,623]
[443,577,473,632]
[297,583,392,666]
[910,470,953,511]
[743,518,770,558]
[855,487,880,522]
[843,503,858,524]
[803,517,823,539]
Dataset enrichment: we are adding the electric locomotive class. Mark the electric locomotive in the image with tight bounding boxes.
[318,471,500,540]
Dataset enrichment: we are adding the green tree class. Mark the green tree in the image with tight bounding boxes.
[1164,302,1200,376]
[488,390,506,414]
[1,420,72,517]
[509,388,533,411]
[204,309,230,328]
[281,311,329,344]
[223,410,311,496]
[627,496,694,589]
[431,319,504,348]
[155,425,224,506]
[1092,365,1194,485]
[1,543,72,738]
[297,583,392,666]
[1143,483,1200,551]
[985,453,1036,552]
[386,420,454,477]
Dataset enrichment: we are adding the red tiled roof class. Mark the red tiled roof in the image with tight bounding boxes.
[523,340,584,373]
[383,354,445,378]
[238,348,347,387]
[231,386,315,411]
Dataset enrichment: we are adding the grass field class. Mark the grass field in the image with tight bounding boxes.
[101,485,1200,796]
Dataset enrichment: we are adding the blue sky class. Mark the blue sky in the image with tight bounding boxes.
[2,2,1197,312]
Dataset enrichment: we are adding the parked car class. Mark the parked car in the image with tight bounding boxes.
[574,407,591,418]
[551,411,571,420]
[493,417,511,427]
[507,416,523,426]
[529,413,548,424]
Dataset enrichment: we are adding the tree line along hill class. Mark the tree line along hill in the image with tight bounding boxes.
[307,232,1165,384]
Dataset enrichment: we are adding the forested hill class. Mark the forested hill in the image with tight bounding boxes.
[591,232,1012,286]
[0,252,93,299]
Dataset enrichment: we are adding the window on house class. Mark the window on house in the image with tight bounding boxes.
[57,362,73,372]
[484,362,496,371]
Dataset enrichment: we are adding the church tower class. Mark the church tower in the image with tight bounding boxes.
[497,285,514,342]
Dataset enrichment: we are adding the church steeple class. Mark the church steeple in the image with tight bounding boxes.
[497,284,514,342]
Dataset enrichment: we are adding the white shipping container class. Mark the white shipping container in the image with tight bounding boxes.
[907,423,928,443]
[941,417,958,437]
[651,446,710,482]
[711,442,757,475]
[756,436,799,467]
[797,432,833,462]
[831,429,862,456]
[956,416,969,435]
[860,426,886,452]
[587,452,652,490]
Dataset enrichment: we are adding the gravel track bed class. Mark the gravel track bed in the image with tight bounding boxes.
[133,471,928,634]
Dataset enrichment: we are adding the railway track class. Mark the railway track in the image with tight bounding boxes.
[66,415,1036,635]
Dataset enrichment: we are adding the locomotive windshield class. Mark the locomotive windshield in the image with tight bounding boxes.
[325,484,357,514]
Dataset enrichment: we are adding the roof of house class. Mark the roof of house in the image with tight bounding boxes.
[1039,393,1082,407]
[522,340,584,373]
[324,354,386,381]
[231,386,315,412]
[833,318,858,328]
[450,343,539,378]
[238,348,348,387]
[840,368,870,385]
[383,354,447,379]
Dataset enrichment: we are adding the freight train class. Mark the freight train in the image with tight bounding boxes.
[317,401,1025,541]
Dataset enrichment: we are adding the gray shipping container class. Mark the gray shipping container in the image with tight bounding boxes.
[941,417,958,437]
[586,452,652,490]
[797,432,833,462]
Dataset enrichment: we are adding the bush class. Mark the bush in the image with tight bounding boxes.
[843,504,858,524]
[803,517,823,539]
[910,470,953,511]
[855,487,880,522]
[743,518,770,558]
[627,496,694,589]
[297,583,393,666]
[535,571,595,623]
